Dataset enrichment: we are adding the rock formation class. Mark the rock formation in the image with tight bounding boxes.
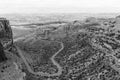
[0,18,13,63]
[0,42,7,62]
[0,18,13,49]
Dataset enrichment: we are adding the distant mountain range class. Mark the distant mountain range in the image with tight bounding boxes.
[0,13,120,25]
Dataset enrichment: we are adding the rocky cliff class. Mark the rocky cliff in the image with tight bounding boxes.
[0,18,13,62]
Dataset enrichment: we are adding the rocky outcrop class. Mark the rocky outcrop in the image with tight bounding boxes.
[0,18,13,62]
[0,42,7,62]
[0,18,13,49]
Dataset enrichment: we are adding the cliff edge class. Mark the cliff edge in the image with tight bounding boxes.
[0,18,13,62]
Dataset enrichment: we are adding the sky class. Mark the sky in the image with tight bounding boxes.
[0,0,120,14]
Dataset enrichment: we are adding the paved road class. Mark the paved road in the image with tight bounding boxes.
[50,41,64,76]
[15,40,64,77]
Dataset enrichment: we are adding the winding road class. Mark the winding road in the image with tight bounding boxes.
[15,38,64,77]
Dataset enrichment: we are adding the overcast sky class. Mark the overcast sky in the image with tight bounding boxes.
[0,0,120,14]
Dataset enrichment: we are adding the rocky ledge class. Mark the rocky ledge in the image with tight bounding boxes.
[0,18,13,62]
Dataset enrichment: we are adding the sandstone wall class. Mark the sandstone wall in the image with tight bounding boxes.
[0,18,13,62]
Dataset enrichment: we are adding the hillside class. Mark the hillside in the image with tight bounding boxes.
[13,15,120,80]
[1,15,120,80]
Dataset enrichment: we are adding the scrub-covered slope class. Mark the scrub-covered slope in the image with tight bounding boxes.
[15,16,120,80]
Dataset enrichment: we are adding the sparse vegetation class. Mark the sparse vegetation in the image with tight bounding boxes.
[7,14,120,80]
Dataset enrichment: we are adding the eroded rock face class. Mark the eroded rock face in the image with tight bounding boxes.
[0,18,13,62]
[0,42,7,62]
[0,18,13,49]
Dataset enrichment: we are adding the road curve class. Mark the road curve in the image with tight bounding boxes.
[50,41,64,76]
[15,40,64,77]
